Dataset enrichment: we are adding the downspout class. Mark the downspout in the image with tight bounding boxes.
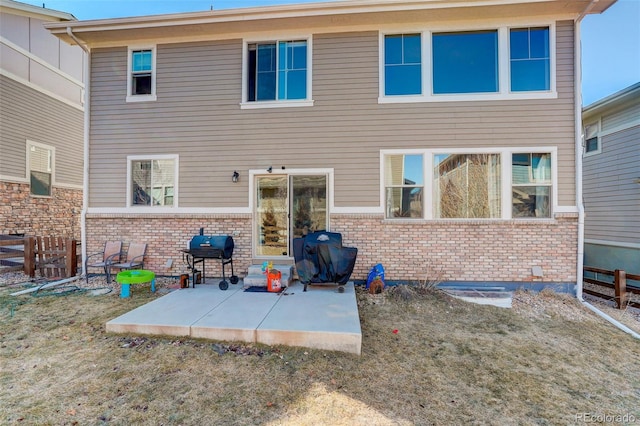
[67,27,90,278]
[573,11,640,339]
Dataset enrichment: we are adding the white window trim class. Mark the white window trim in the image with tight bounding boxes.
[380,147,558,220]
[583,119,602,157]
[378,22,557,103]
[126,46,157,103]
[240,36,314,109]
[26,140,55,198]
[126,154,179,209]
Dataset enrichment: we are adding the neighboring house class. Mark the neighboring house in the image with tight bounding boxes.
[0,0,85,240]
[582,82,640,276]
[45,0,615,288]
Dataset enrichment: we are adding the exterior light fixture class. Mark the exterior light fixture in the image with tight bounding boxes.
[232,171,239,182]
[267,166,273,173]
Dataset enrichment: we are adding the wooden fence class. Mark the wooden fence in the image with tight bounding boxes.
[24,236,77,279]
[0,235,26,273]
[583,266,640,309]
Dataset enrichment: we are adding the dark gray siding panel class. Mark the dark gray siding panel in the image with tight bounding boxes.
[0,75,83,186]
[88,21,576,209]
[583,125,640,243]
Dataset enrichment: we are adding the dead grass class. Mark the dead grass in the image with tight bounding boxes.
[1,277,640,425]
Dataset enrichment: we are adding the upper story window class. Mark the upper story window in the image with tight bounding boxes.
[242,38,313,109]
[583,122,601,155]
[27,141,54,197]
[128,156,177,207]
[433,30,498,94]
[384,34,422,96]
[127,47,156,102]
[380,24,555,103]
[510,27,550,92]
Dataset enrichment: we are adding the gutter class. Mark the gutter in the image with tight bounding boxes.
[573,8,640,340]
[67,27,90,278]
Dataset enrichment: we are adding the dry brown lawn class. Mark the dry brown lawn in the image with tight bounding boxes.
[1,276,639,425]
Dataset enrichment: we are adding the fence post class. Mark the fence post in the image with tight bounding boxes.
[65,239,77,277]
[614,269,627,309]
[24,237,35,277]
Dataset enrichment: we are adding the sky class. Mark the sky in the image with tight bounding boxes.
[21,0,640,106]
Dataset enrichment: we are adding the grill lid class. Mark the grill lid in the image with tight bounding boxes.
[188,235,234,259]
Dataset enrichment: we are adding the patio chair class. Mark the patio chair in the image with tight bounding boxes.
[85,241,122,283]
[112,242,147,272]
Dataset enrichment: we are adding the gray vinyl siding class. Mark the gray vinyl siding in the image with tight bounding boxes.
[0,75,83,186]
[583,125,640,244]
[601,102,640,132]
[88,20,576,209]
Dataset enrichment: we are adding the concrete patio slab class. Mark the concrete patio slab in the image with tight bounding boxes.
[106,284,240,336]
[105,280,362,355]
[257,283,362,354]
[191,289,281,343]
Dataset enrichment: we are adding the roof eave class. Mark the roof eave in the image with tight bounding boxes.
[44,0,618,47]
[0,0,76,21]
[583,82,640,118]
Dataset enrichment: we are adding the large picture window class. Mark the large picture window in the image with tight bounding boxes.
[382,149,554,220]
[432,30,498,94]
[434,153,501,218]
[384,154,424,218]
[384,34,422,96]
[130,158,176,207]
[28,142,53,197]
[247,40,308,102]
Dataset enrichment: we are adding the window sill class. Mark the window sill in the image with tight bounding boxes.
[382,217,557,223]
[378,91,557,104]
[126,94,157,103]
[240,100,314,109]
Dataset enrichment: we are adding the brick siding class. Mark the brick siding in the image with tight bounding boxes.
[85,212,578,283]
[0,181,82,239]
[85,214,253,277]
[332,213,578,283]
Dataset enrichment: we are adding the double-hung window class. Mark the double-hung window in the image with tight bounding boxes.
[27,141,54,197]
[382,149,555,220]
[244,39,312,107]
[583,122,601,155]
[384,34,422,96]
[127,47,156,102]
[511,153,551,218]
[128,156,178,207]
[380,24,554,102]
[384,154,424,218]
[510,27,550,92]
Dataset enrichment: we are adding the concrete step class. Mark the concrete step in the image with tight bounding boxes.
[244,264,294,288]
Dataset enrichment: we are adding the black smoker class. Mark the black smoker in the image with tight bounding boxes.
[182,228,239,290]
[293,231,358,292]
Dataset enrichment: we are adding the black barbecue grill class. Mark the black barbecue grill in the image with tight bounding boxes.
[182,229,239,290]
